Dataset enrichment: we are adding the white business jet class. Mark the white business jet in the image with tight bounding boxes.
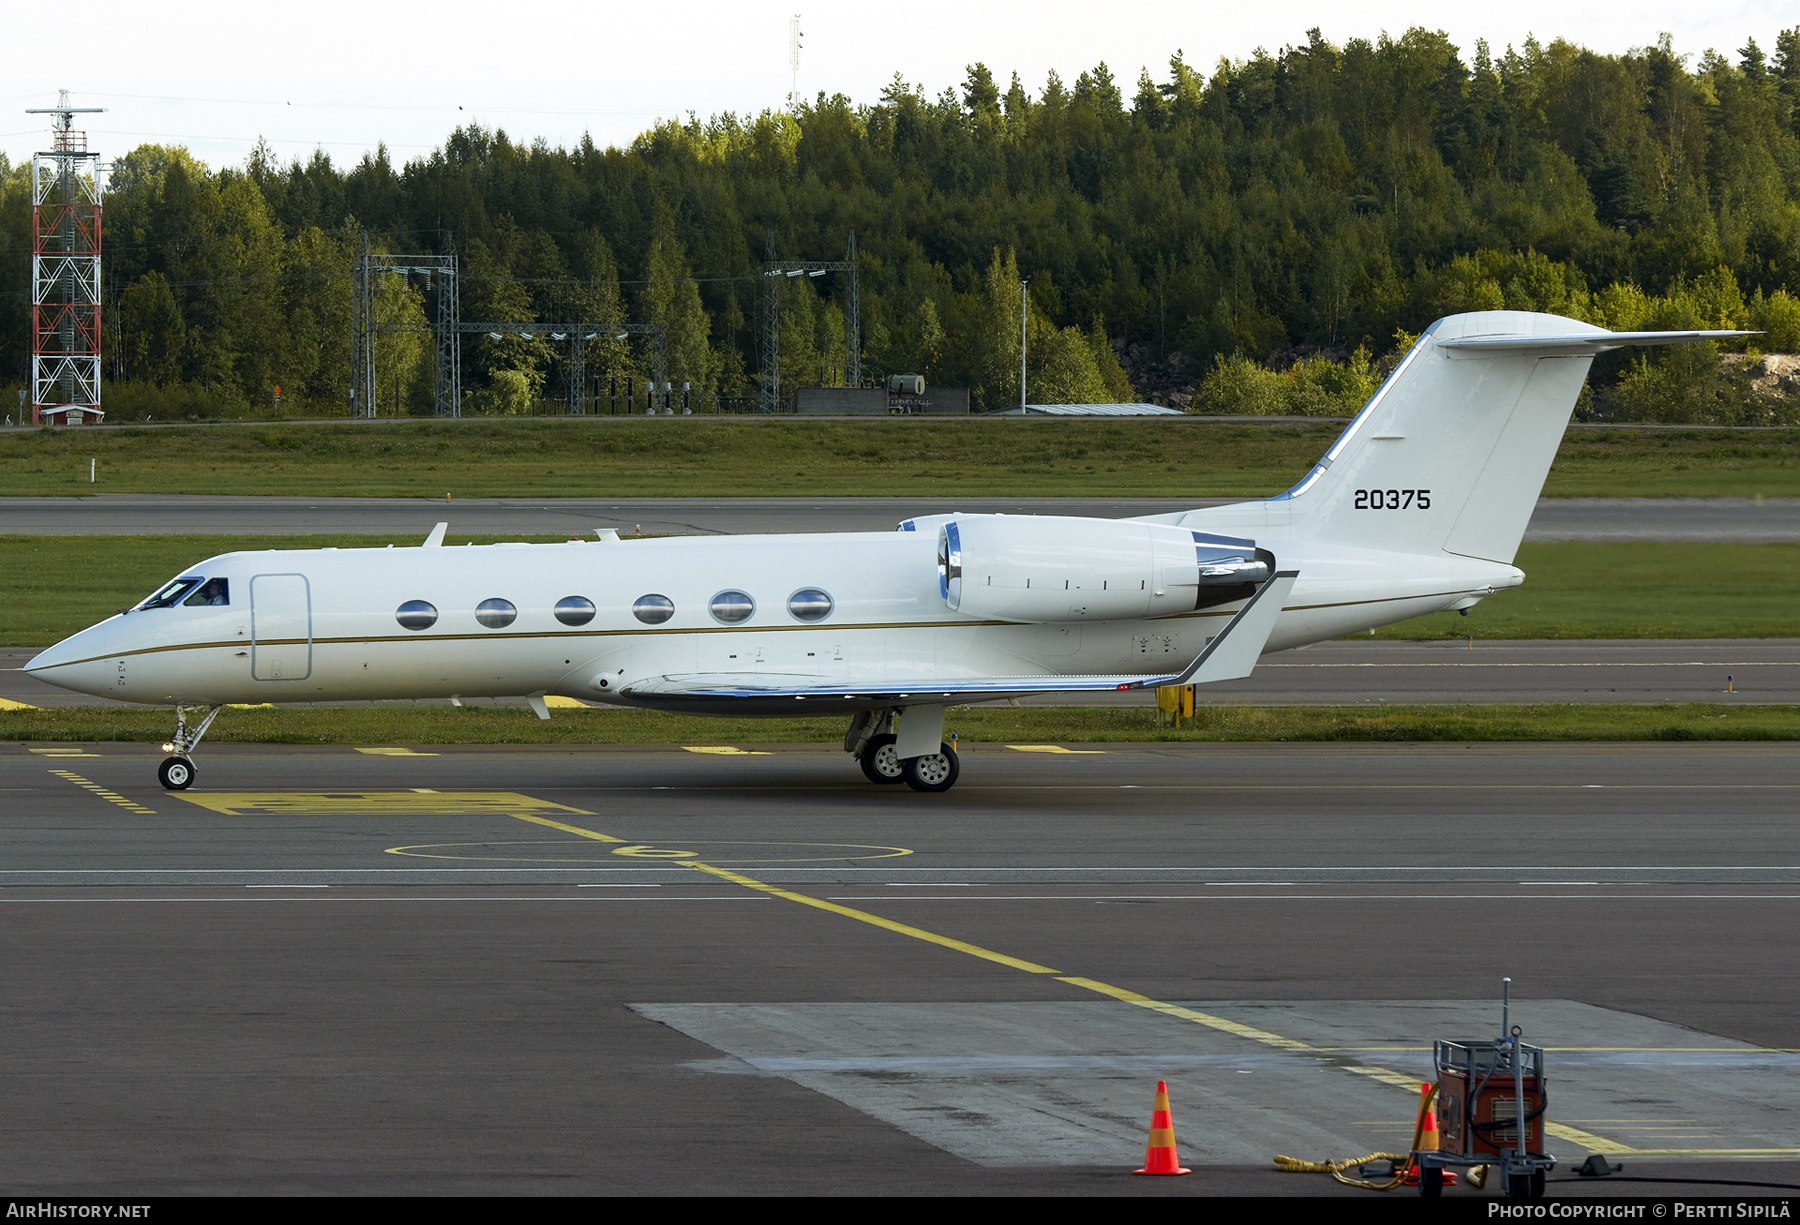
[28,310,1747,792]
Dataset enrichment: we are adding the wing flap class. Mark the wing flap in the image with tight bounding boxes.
[619,671,1182,702]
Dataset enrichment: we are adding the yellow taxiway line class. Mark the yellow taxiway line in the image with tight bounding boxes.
[501,812,1656,1155]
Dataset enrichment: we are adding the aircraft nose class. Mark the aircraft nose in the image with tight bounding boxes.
[26,622,122,697]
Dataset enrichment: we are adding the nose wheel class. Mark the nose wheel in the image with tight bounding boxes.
[158,756,196,790]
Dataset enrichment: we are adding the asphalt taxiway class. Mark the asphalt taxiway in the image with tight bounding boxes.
[3,740,1798,1195]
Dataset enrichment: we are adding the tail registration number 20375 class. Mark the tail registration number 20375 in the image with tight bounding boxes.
[1355,489,1431,509]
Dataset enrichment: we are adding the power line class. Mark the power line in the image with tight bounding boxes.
[81,90,674,118]
[76,128,447,152]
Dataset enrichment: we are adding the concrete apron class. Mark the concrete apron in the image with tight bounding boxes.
[640,998,1800,1168]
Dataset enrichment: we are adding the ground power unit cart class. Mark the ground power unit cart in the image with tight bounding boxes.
[1418,983,1557,1198]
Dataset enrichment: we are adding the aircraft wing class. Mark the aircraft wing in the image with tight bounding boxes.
[615,572,1296,710]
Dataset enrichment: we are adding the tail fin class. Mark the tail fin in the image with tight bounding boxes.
[1272,311,1752,563]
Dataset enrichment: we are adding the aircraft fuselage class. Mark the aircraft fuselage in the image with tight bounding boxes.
[28,527,1517,712]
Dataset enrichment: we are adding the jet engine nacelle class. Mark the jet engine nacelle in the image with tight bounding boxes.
[936,516,1273,623]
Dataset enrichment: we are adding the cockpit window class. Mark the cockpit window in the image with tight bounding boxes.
[137,577,203,610]
[181,578,230,607]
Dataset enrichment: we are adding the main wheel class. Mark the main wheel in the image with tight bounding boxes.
[902,743,960,793]
[1419,1166,1443,1197]
[1507,1173,1531,1200]
[859,733,905,784]
[1531,1169,1545,1198]
[158,756,195,790]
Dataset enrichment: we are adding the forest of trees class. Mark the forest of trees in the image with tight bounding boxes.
[3,25,1799,421]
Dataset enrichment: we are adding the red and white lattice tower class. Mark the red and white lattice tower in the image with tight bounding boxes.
[26,92,106,425]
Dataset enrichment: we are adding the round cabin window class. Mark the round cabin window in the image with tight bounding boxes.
[632,594,675,625]
[709,590,755,624]
[475,598,517,629]
[787,588,833,622]
[396,600,438,631]
[555,596,596,626]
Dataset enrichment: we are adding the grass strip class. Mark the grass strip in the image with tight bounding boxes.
[1374,542,1800,640]
[4,419,1797,499]
[4,703,1794,745]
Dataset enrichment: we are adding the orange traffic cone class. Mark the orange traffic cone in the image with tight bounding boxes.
[1405,1082,1457,1186]
[1417,1082,1442,1152]
[1135,1080,1191,1175]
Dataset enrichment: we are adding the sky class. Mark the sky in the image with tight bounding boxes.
[3,0,1795,174]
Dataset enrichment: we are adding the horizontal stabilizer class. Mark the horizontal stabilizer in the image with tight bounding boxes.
[1438,329,1755,355]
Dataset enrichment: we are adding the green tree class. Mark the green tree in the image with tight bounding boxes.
[641,212,715,398]
[464,240,554,403]
[119,272,185,385]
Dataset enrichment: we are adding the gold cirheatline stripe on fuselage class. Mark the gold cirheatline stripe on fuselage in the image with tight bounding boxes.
[31,588,1487,672]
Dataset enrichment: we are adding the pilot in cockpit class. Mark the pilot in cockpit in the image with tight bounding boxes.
[183,578,230,606]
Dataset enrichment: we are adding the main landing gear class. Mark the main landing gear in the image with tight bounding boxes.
[859,733,904,784]
[158,704,221,791]
[902,744,959,792]
[846,709,960,793]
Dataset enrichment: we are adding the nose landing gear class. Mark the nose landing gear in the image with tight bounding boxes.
[158,756,196,790]
[158,704,221,791]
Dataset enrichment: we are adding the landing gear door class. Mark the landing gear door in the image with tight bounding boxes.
[251,573,312,681]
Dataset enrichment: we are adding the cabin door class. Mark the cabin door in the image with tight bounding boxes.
[251,573,313,681]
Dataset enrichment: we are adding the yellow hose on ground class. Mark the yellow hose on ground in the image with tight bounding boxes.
[1273,1152,1415,1190]
[1273,1084,1433,1190]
